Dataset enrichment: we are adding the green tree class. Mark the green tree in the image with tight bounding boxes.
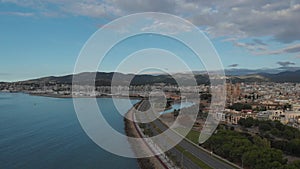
[253,135,271,148]
[243,148,285,169]
[229,103,252,111]
[286,139,300,156]
[238,117,256,128]
[259,123,271,131]
[173,109,179,118]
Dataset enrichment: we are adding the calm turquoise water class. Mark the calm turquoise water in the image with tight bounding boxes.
[0,92,139,169]
[160,101,194,114]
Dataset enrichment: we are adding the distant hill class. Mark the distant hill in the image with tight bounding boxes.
[14,72,210,86]
[229,74,269,83]
[193,67,300,76]
[228,67,300,76]
[8,70,300,86]
[227,70,300,83]
[258,70,300,83]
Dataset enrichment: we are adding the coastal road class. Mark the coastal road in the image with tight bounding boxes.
[136,100,237,169]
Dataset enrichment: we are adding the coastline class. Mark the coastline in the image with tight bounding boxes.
[124,101,165,169]
[0,91,143,99]
[30,93,144,99]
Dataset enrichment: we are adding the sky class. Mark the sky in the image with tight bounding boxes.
[1,0,300,81]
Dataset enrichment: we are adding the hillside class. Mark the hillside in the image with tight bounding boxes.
[6,70,300,86]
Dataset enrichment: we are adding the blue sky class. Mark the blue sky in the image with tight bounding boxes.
[1,0,300,81]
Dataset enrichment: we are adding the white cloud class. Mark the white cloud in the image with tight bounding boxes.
[232,41,267,53]
[277,61,295,67]
[228,64,239,67]
[140,19,192,35]
[2,0,300,46]
[0,11,34,17]
[256,43,300,55]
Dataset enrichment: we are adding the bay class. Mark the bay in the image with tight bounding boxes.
[0,92,139,169]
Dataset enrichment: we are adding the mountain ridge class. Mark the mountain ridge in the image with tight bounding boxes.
[4,69,300,85]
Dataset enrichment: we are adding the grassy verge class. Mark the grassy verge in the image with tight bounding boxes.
[174,127,200,145]
[175,145,213,169]
[174,127,240,169]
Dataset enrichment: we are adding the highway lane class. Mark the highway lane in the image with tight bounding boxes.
[137,100,236,169]
[147,122,201,169]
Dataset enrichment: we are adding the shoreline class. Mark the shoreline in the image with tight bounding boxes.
[124,101,165,169]
[30,93,144,99]
[0,91,143,99]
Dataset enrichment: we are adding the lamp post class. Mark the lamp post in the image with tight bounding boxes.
[181,149,188,169]
[241,156,244,169]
